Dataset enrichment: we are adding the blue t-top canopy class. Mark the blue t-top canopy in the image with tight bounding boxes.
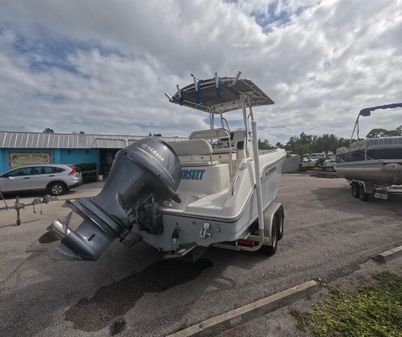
[168,75,274,114]
[359,103,402,116]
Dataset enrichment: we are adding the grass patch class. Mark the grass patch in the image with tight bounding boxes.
[289,307,310,332]
[308,272,402,337]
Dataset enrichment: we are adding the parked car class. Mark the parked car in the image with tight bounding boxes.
[0,164,82,196]
[322,155,337,171]
[309,152,325,164]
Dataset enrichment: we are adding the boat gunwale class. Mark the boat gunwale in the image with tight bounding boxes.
[161,153,286,222]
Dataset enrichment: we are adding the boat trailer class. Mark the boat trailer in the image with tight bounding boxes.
[0,192,57,225]
[350,180,402,201]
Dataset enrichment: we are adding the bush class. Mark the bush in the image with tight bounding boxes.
[74,162,97,184]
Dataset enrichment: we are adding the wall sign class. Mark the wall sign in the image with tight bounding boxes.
[9,152,51,168]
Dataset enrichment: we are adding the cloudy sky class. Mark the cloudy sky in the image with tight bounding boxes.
[0,0,401,144]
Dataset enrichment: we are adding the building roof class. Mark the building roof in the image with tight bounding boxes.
[0,131,187,149]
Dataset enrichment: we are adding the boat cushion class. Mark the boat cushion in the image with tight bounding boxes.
[168,139,213,156]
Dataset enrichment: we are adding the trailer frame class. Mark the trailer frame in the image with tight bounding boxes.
[350,179,402,201]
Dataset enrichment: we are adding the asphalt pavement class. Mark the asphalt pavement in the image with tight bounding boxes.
[0,175,401,337]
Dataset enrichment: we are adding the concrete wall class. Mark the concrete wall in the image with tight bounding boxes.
[282,156,301,173]
[0,148,98,173]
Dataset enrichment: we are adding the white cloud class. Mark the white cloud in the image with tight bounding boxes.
[0,0,401,143]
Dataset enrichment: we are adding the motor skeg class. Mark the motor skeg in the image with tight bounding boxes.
[58,137,182,261]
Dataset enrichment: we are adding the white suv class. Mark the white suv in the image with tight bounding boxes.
[0,164,83,196]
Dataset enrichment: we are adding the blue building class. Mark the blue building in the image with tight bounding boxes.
[0,131,185,176]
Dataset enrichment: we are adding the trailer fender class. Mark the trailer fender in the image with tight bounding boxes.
[360,181,367,193]
[351,180,372,201]
[263,202,283,245]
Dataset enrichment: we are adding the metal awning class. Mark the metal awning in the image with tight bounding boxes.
[0,131,187,149]
[168,74,274,113]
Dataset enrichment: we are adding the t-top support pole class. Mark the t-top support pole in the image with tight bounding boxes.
[241,94,249,157]
[251,119,265,235]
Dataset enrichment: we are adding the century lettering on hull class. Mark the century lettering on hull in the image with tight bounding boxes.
[182,169,205,180]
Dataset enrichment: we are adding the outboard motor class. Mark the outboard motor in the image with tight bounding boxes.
[56,138,181,261]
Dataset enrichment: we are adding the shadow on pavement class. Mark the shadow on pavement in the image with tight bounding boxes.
[38,231,60,243]
[64,258,213,331]
[1,228,272,337]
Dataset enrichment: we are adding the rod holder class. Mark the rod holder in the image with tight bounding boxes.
[164,92,173,101]
[232,71,241,86]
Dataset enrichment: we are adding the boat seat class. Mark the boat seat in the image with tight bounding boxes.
[168,139,215,166]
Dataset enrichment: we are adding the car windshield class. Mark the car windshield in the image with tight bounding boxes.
[3,167,33,177]
[310,153,321,159]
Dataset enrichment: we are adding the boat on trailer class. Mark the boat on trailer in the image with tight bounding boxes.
[49,72,287,260]
[335,103,402,200]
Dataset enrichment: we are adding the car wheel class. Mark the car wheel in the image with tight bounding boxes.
[261,216,278,256]
[48,182,66,196]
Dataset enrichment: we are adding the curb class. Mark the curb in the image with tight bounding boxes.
[371,245,402,263]
[167,280,319,337]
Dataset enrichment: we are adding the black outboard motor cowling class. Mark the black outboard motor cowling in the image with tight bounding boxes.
[58,138,181,261]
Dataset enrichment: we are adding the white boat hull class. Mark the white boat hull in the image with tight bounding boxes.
[135,150,286,251]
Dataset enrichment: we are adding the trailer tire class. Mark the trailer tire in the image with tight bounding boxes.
[358,184,370,201]
[277,208,284,240]
[351,183,359,198]
[261,216,278,256]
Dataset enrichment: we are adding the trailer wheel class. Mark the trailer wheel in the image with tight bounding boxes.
[261,216,278,256]
[358,184,370,201]
[277,209,284,240]
[351,183,359,198]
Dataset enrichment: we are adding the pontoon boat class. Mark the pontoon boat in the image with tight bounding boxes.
[335,103,402,199]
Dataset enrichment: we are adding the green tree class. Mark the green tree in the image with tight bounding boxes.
[337,137,351,148]
[285,133,349,156]
[366,128,388,138]
[258,139,273,150]
[275,142,284,148]
[366,125,402,138]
